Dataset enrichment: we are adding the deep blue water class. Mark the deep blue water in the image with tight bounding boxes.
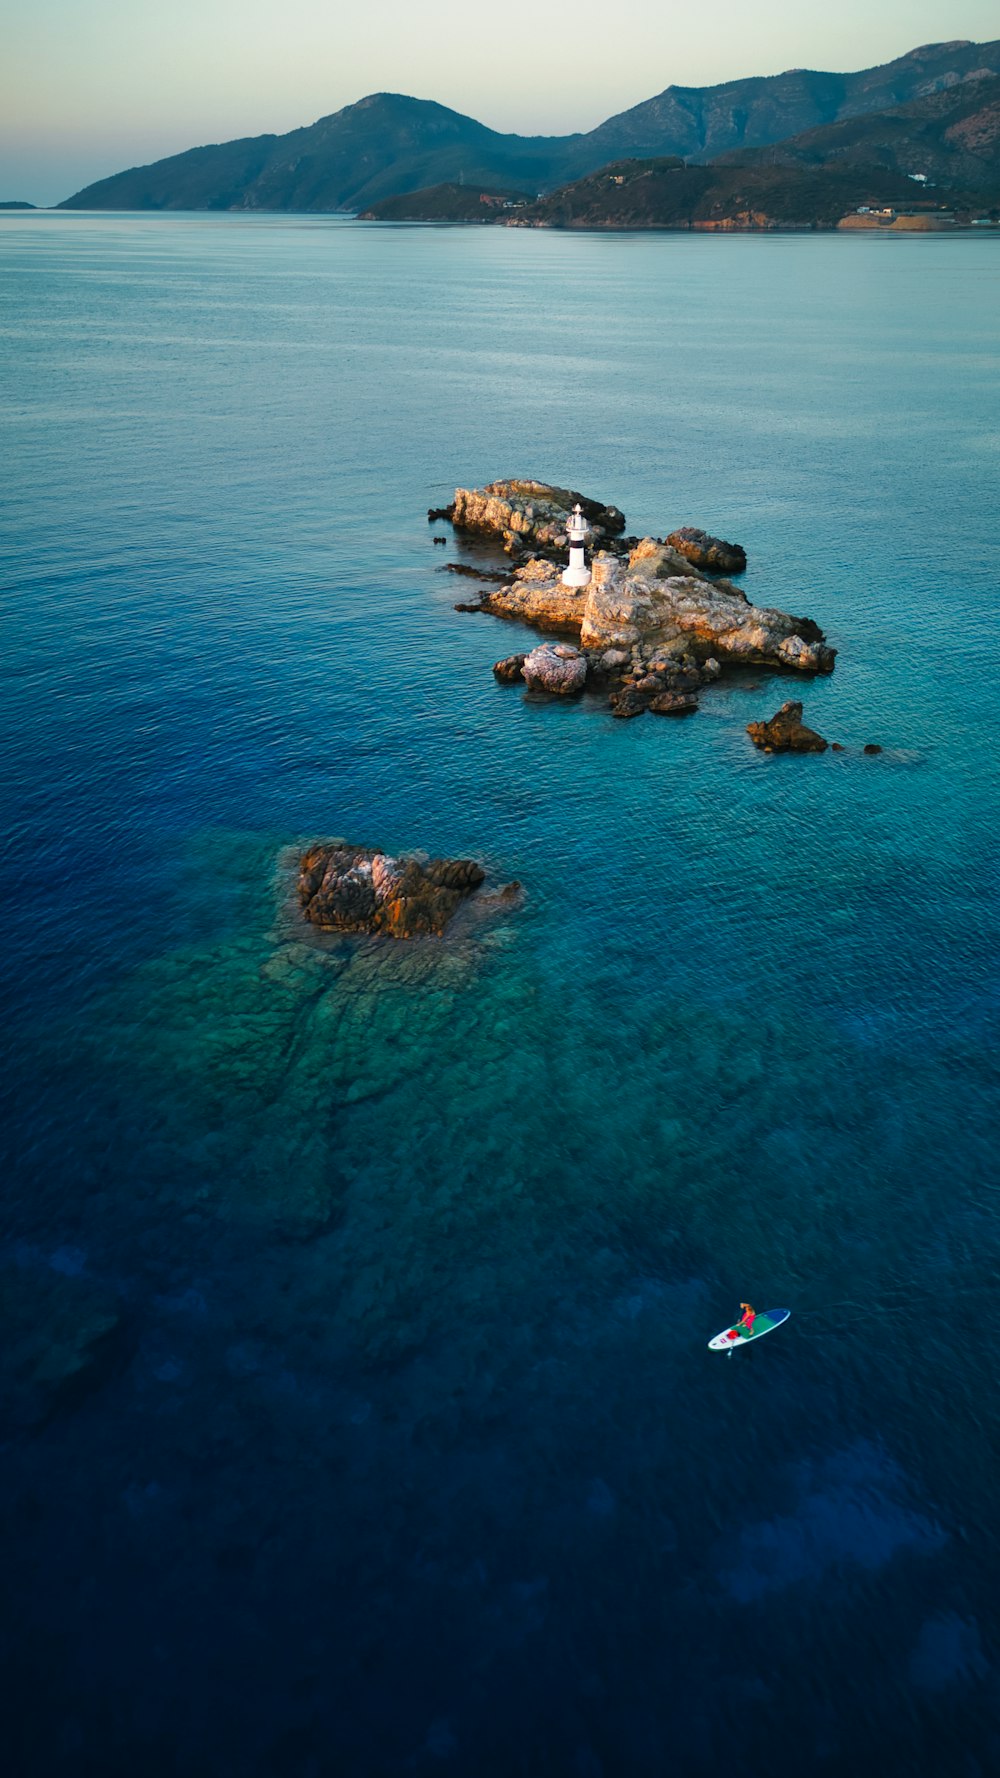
[1,211,999,1776]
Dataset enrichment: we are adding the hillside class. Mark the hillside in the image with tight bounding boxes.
[575,38,1000,168]
[360,183,530,221]
[59,95,560,213]
[59,39,1000,212]
[498,80,1000,232]
[504,158,932,231]
[725,73,1000,190]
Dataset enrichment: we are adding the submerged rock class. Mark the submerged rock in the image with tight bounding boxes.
[521,642,588,696]
[299,843,489,938]
[667,526,747,574]
[450,479,626,554]
[0,1265,126,1431]
[746,700,829,753]
[864,743,883,755]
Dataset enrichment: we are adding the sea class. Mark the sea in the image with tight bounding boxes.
[1,211,998,1777]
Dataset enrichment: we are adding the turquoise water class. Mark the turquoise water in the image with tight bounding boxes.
[1,211,999,1775]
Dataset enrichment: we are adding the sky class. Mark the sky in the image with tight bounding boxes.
[2,0,998,205]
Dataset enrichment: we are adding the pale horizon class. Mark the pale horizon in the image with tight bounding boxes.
[3,0,999,207]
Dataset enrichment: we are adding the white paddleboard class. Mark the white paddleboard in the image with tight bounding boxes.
[709,1308,790,1351]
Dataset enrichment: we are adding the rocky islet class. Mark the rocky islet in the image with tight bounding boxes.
[298,842,520,939]
[297,480,855,943]
[437,479,835,722]
[747,699,830,753]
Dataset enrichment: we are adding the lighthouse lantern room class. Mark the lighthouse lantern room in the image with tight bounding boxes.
[562,503,591,589]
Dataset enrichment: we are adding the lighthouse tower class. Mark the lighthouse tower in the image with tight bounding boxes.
[562,503,591,588]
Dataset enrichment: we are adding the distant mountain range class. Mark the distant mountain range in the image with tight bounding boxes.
[467,76,1000,232]
[60,39,1000,212]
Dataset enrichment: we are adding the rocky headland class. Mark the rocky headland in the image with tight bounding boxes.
[298,842,518,938]
[440,480,835,720]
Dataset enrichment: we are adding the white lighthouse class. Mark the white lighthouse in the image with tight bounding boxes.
[562,503,591,589]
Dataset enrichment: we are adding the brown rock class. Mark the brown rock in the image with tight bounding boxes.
[746,700,829,754]
[451,480,626,554]
[649,691,700,715]
[667,527,747,575]
[863,744,883,755]
[493,653,527,683]
[609,687,649,719]
[299,843,487,939]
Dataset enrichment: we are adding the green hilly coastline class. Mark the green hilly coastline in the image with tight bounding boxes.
[369,79,1000,232]
[362,183,530,222]
[59,39,1000,212]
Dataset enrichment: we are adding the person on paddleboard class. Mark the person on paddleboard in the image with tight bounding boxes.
[736,1302,756,1337]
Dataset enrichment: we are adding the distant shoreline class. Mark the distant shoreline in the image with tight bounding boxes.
[4,209,999,237]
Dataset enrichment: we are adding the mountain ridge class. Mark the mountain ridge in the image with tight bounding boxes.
[59,39,1000,212]
[363,80,1000,231]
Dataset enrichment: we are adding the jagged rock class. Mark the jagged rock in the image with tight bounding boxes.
[472,541,834,676]
[427,505,455,523]
[667,526,747,574]
[596,647,631,675]
[747,701,829,753]
[649,690,700,715]
[630,537,715,584]
[450,480,626,554]
[0,1266,126,1431]
[493,652,527,683]
[609,687,649,719]
[299,843,488,938]
[521,642,588,696]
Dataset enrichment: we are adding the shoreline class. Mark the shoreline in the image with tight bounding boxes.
[5,208,999,237]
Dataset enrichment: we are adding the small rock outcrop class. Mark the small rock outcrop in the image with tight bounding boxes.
[747,701,829,753]
[667,526,747,574]
[299,844,490,938]
[450,480,626,554]
[649,689,700,715]
[493,653,527,683]
[522,642,588,696]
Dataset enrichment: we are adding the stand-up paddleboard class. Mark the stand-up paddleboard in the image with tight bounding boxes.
[709,1308,790,1351]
